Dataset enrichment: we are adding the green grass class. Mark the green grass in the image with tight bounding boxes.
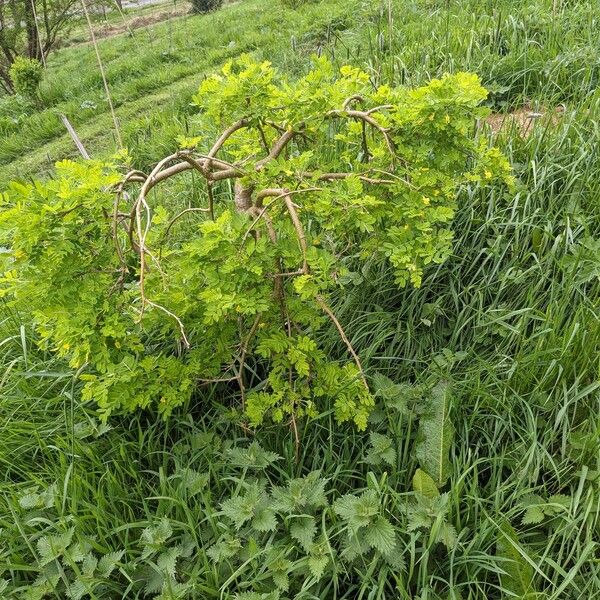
[0,0,356,184]
[1,0,599,598]
[2,0,599,183]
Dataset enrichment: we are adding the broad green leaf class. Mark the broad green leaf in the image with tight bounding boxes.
[366,432,396,466]
[252,507,277,532]
[98,550,124,578]
[36,528,75,566]
[415,382,454,487]
[437,522,458,549]
[496,521,537,599]
[290,516,317,552]
[522,505,545,525]
[157,547,181,578]
[308,554,329,580]
[412,468,440,499]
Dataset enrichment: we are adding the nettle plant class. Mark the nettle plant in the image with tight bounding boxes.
[0,56,510,434]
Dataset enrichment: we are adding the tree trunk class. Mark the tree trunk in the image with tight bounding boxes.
[24,0,41,61]
[0,69,14,94]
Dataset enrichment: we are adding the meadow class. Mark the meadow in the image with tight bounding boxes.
[0,0,598,598]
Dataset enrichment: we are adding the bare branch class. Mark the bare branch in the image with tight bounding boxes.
[365,104,394,115]
[315,294,368,388]
[343,95,365,109]
[328,109,396,158]
[162,207,211,241]
[145,300,190,349]
[244,188,322,248]
[256,129,296,169]
[283,193,309,275]
[316,172,396,185]
[207,118,249,158]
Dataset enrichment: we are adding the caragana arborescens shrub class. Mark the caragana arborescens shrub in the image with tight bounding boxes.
[0,57,511,433]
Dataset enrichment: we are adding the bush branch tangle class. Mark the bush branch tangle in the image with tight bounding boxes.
[0,56,512,437]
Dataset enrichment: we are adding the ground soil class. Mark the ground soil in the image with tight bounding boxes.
[484,105,565,137]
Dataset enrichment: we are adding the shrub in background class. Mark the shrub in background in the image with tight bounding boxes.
[189,0,223,14]
[8,57,43,100]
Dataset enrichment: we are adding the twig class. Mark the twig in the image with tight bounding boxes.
[207,181,215,220]
[198,314,262,407]
[316,172,395,184]
[139,154,243,198]
[256,129,296,169]
[79,0,122,148]
[237,314,262,410]
[241,188,322,246]
[315,294,368,388]
[145,300,190,349]
[208,119,249,158]
[283,193,309,274]
[327,108,396,158]
[343,95,365,109]
[131,153,190,342]
[256,122,270,155]
[365,104,394,115]
[290,409,300,462]
[162,207,211,241]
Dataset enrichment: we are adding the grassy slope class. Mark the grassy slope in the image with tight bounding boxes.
[1,0,599,598]
[0,0,355,184]
[2,0,599,183]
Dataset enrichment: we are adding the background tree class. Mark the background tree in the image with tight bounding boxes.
[0,0,78,93]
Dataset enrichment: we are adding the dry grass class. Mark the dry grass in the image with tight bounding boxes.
[484,105,565,137]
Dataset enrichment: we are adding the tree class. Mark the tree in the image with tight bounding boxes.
[0,57,512,445]
[0,0,78,93]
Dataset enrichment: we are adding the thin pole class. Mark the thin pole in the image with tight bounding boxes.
[79,0,123,149]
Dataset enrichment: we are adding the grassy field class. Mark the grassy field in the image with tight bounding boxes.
[1,0,599,598]
[1,0,599,183]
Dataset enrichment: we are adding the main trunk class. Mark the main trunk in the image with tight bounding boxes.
[23,0,41,61]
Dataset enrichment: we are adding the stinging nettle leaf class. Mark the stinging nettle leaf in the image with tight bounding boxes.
[437,521,458,549]
[225,441,281,469]
[308,554,329,580]
[252,507,278,532]
[97,550,124,578]
[290,516,317,552]
[157,546,181,578]
[366,432,396,467]
[364,516,397,556]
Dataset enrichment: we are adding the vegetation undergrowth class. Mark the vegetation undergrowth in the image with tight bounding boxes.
[0,0,599,599]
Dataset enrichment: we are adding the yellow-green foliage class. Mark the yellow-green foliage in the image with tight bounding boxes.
[0,57,511,429]
[9,57,43,99]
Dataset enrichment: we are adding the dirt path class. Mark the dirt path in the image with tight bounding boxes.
[123,0,173,8]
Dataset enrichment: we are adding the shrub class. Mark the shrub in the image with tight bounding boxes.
[0,56,511,436]
[8,57,43,99]
[189,0,223,14]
